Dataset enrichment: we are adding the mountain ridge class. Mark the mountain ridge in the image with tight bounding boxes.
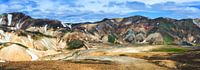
[0,12,200,45]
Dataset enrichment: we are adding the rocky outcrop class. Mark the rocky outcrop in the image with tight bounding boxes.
[135,33,146,42]
[123,29,136,43]
[145,33,164,45]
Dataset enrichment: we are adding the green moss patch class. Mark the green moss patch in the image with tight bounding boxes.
[18,31,56,40]
[0,42,29,49]
[163,35,174,45]
[152,46,190,53]
[108,34,117,43]
[67,40,84,49]
[159,23,176,31]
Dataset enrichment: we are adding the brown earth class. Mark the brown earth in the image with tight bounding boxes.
[0,60,121,70]
[0,51,196,70]
[0,60,167,70]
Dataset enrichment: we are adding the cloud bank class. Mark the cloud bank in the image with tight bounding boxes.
[0,0,200,22]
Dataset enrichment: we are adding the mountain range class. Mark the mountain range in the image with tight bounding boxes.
[0,12,200,45]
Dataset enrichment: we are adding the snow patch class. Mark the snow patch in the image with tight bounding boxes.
[0,18,3,24]
[61,22,66,27]
[44,24,48,32]
[7,14,12,26]
[66,24,72,29]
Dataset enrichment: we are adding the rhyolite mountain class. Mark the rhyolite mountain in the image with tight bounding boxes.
[0,12,65,30]
[0,12,200,45]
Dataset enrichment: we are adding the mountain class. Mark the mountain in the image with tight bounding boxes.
[72,16,200,45]
[0,12,199,45]
[0,12,66,31]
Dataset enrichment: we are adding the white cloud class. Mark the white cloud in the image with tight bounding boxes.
[74,0,200,5]
[113,0,200,4]
[0,0,200,22]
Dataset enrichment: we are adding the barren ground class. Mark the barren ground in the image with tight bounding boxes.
[0,45,199,70]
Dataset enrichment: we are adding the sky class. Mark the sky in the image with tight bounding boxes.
[0,0,200,23]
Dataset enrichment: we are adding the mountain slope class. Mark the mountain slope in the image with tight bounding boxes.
[0,12,66,30]
[72,16,200,45]
[0,12,200,45]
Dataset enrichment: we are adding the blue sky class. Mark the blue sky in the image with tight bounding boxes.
[0,0,200,23]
